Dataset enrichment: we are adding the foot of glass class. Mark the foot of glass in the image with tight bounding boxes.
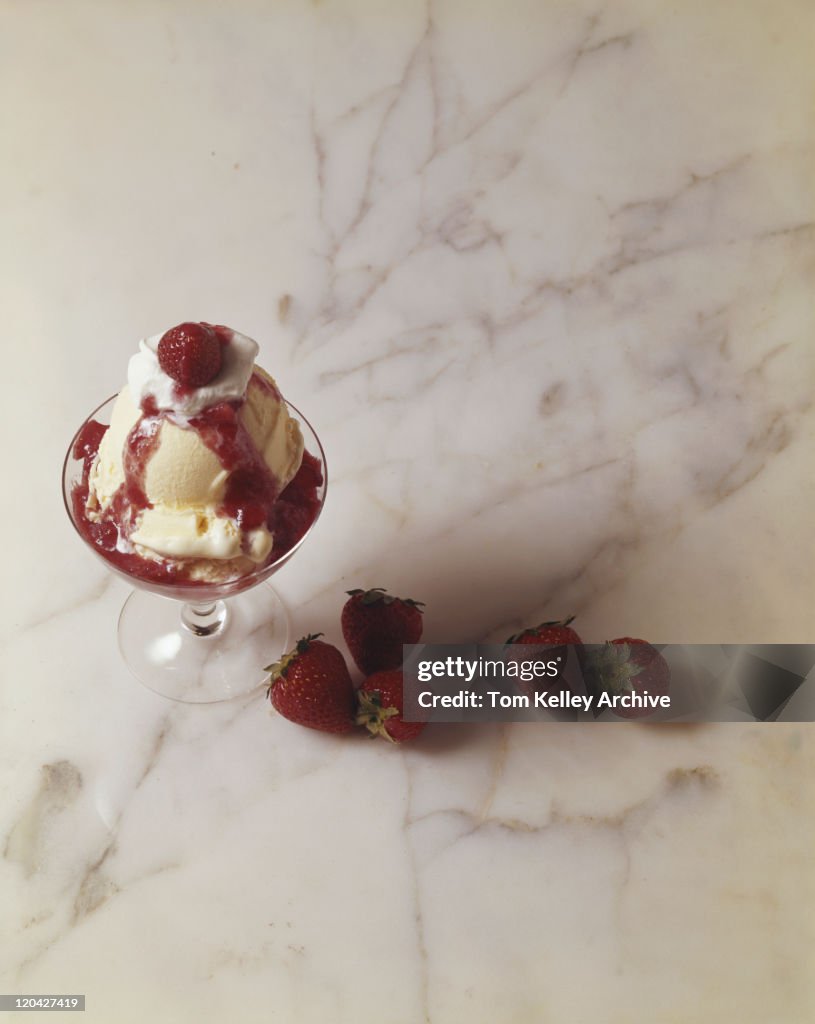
[117,583,290,703]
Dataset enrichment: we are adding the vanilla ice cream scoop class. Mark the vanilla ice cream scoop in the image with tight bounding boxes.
[87,324,304,578]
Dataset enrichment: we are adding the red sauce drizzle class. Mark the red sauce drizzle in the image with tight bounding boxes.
[188,399,279,535]
[71,416,187,584]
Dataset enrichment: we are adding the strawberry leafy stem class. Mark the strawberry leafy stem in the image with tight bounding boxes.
[346,588,425,610]
[355,689,400,742]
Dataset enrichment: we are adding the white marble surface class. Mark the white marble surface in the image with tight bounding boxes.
[2,1,814,1021]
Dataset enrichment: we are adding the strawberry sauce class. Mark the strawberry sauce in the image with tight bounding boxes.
[119,396,163,517]
[188,401,278,532]
[70,374,323,587]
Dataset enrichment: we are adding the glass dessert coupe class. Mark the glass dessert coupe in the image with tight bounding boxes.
[63,395,327,704]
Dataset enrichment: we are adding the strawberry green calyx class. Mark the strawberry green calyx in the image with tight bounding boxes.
[345,588,425,611]
[585,642,641,694]
[264,633,325,691]
[355,689,400,742]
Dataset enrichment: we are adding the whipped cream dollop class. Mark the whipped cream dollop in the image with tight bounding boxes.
[128,327,259,417]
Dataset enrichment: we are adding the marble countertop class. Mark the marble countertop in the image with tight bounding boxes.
[2,1,813,1021]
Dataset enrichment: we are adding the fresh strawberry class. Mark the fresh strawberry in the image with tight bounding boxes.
[588,638,670,719]
[356,669,426,743]
[505,616,582,668]
[341,588,424,674]
[265,634,355,734]
[158,322,223,387]
[504,617,582,701]
[505,616,582,647]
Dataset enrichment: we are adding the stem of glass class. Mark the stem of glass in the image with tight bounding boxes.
[181,601,228,637]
